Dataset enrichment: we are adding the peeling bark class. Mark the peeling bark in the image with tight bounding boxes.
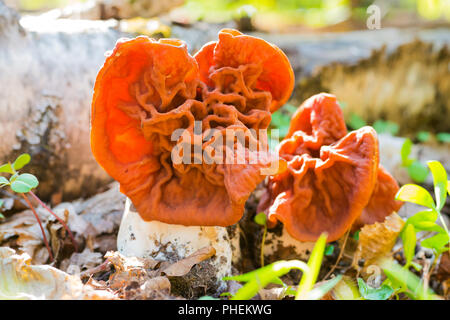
[0,2,119,200]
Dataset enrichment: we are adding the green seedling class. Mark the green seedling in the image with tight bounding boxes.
[436,132,450,143]
[307,274,342,300]
[416,131,431,143]
[347,113,367,130]
[0,153,78,261]
[357,278,394,300]
[396,161,449,260]
[379,259,439,300]
[269,103,297,139]
[400,138,428,183]
[373,120,399,136]
[325,244,334,256]
[223,234,329,300]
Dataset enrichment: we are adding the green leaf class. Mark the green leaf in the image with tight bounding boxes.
[352,231,360,241]
[12,154,31,171]
[357,278,394,300]
[10,173,39,193]
[413,221,445,233]
[395,184,436,209]
[0,176,9,187]
[9,172,19,183]
[296,233,327,299]
[380,259,437,300]
[407,161,429,183]
[436,132,450,143]
[401,139,414,167]
[401,224,416,268]
[428,161,448,211]
[219,292,232,297]
[421,233,449,253]
[224,260,309,300]
[373,120,399,136]
[416,131,431,143]
[270,112,291,138]
[308,275,342,300]
[254,212,267,226]
[347,113,367,130]
[406,209,437,225]
[325,244,334,256]
[0,163,14,174]
[448,180,450,195]
[337,101,347,109]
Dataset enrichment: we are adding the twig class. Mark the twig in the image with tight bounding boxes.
[21,193,54,262]
[324,230,350,280]
[80,260,112,279]
[29,191,78,251]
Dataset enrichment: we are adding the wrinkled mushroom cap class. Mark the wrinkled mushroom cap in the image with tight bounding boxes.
[91,31,292,227]
[194,29,294,113]
[258,93,402,242]
[264,126,379,242]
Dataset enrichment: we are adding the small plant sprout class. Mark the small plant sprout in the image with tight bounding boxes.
[357,278,394,300]
[372,120,399,136]
[223,234,332,300]
[379,259,439,300]
[395,160,450,262]
[436,132,450,143]
[416,131,431,143]
[347,113,367,130]
[0,153,78,262]
[400,138,428,183]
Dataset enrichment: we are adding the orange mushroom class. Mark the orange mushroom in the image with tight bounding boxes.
[194,29,294,113]
[258,93,403,242]
[91,30,294,227]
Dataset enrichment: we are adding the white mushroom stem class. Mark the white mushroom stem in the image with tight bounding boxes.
[117,198,235,291]
[263,227,315,262]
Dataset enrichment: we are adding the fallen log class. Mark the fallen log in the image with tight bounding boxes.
[0,2,119,200]
[0,0,448,202]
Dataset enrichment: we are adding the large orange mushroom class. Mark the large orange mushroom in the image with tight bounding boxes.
[258,93,403,242]
[194,29,294,113]
[91,30,294,228]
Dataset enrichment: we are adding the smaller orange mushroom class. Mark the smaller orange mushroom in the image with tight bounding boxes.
[258,93,403,242]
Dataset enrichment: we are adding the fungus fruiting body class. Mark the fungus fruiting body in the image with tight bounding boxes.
[258,93,403,242]
[91,30,294,227]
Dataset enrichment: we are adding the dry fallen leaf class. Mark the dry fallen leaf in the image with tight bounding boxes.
[0,209,51,264]
[0,247,116,300]
[139,276,172,299]
[353,212,405,268]
[162,246,216,277]
[60,248,103,275]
